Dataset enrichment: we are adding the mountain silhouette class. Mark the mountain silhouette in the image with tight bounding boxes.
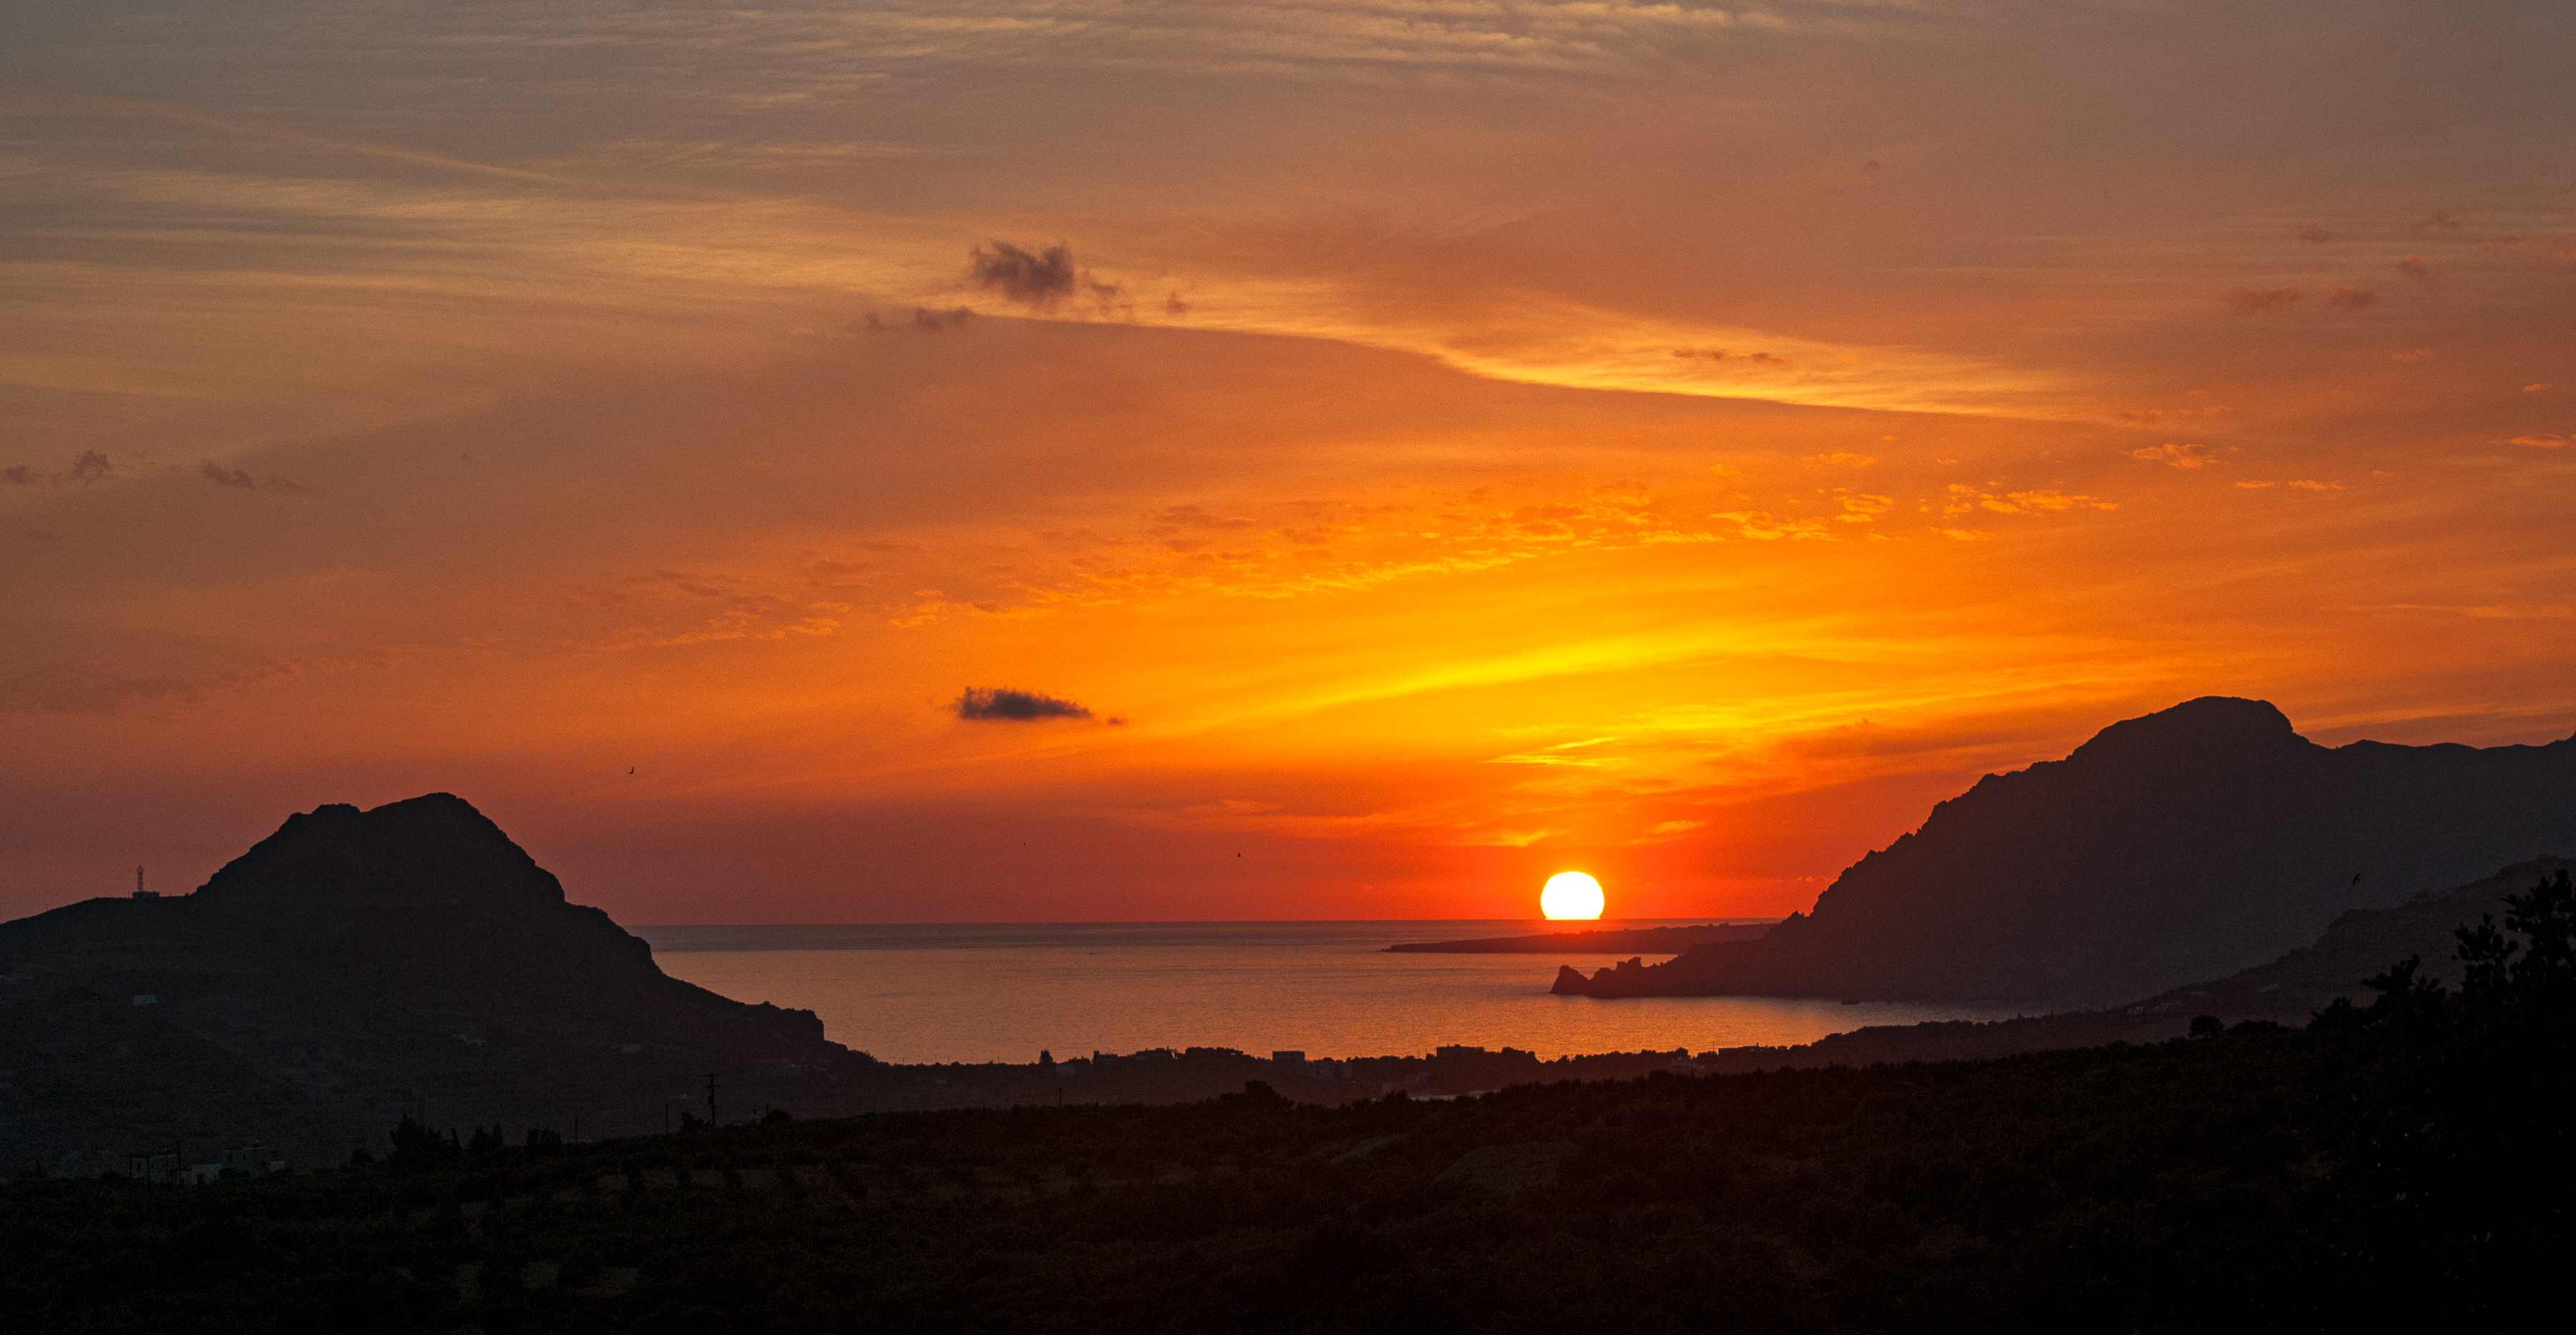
[1555,697,2576,1004]
[0,795,870,1175]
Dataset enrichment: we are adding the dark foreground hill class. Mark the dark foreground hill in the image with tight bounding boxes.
[0,795,872,1175]
[1688,855,2576,1071]
[5,870,2567,1335]
[1556,696,2576,1005]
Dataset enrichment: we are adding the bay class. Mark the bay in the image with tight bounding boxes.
[634,921,2024,1066]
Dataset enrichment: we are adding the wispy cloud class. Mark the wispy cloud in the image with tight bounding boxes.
[2129,443,2218,470]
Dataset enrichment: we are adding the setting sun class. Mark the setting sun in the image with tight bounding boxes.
[1541,872,1606,921]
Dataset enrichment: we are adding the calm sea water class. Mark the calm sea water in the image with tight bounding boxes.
[633,921,2024,1066]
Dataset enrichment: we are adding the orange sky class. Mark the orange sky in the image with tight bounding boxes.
[4,1,2571,923]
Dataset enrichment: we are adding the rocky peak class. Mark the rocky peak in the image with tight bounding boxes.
[192,792,567,915]
[2063,695,2304,767]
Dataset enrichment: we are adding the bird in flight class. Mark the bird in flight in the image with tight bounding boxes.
[628,767,635,775]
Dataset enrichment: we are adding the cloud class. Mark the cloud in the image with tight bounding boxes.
[2394,256,2432,281]
[2325,286,2376,314]
[1712,510,1835,541]
[955,686,1094,721]
[2286,223,2336,243]
[2525,384,2555,393]
[1986,490,2115,513]
[2217,288,2302,312]
[968,242,1122,311]
[1941,483,2112,515]
[1676,348,1790,367]
[2389,348,2434,361]
[1,658,306,715]
[2129,443,2217,469]
[970,242,1074,306]
[1149,504,1257,531]
[1800,452,1875,468]
[194,460,307,492]
[2407,210,2463,236]
[2234,480,2275,489]
[2509,434,2565,449]
[9,452,117,486]
[2286,480,2343,490]
[2115,404,2229,425]
[2475,234,2576,262]
[1835,492,1893,520]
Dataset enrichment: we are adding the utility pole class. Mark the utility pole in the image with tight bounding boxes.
[705,1073,720,1125]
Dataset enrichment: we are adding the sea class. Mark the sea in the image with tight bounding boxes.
[633,921,2025,1066]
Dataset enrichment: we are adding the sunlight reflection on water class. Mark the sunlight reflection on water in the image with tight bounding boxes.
[635,921,2024,1065]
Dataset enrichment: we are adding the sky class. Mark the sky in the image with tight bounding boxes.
[3,1,2571,925]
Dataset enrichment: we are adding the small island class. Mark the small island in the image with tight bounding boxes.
[1385,922,1775,953]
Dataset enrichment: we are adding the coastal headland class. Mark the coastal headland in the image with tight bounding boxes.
[1553,696,2576,1005]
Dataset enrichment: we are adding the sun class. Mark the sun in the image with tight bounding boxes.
[1540,871,1605,920]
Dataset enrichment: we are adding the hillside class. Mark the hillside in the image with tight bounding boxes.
[7,873,2568,1335]
[0,795,872,1175]
[1555,697,2576,1005]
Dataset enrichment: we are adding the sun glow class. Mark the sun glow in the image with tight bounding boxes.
[1540,872,1606,921]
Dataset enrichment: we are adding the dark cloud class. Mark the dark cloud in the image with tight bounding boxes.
[861,306,973,332]
[194,460,307,492]
[2408,210,2463,236]
[2217,287,2302,312]
[2326,286,2377,314]
[2395,256,2432,281]
[971,242,1078,306]
[969,242,1123,311]
[9,452,116,485]
[955,686,1093,722]
[2286,223,2335,243]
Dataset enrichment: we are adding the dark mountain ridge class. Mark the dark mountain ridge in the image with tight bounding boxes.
[0,795,866,1175]
[1556,696,2576,1004]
